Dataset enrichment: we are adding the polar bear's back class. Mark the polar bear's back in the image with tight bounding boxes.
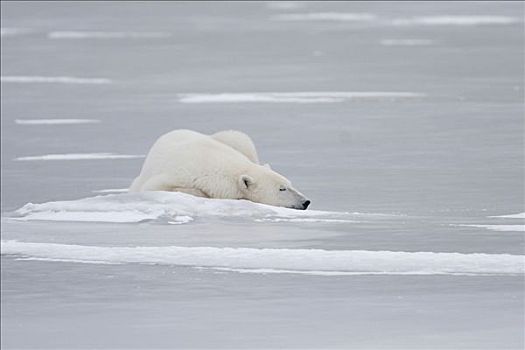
[144,129,251,171]
[211,130,259,164]
[130,129,253,192]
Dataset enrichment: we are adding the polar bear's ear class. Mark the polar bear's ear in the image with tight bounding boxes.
[239,174,255,190]
[263,163,271,170]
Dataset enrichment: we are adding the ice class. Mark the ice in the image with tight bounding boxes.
[14,257,122,265]
[9,210,164,223]
[392,15,520,26]
[452,213,525,232]
[489,212,525,219]
[0,27,26,37]
[2,1,523,348]
[380,39,434,46]
[255,218,358,223]
[454,224,525,232]
[48,31,172,39]
[14,153,144,161]
[10,192,355,224]
[0,76,112,84]
[91,188,129,194]
[271,12,378,22]
[2,240,523,276]
[15,119,100,125]
[177,92,425,103]
[265,1,304,10]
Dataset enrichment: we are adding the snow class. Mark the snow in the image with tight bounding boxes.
[3,240,523,276]
[392,16,519,26]
[91,188,129,194]
[15,257,122,265]
[271,12,378,22]
[1,76,112,84]
[177,92,425,103]
[454,224,525,232]
[14,153,144,161]
[10,192,355,224]
[489,212,525,219]
[380,39,434,46]
[48,31,171,39]
[15,119,100,125]
[255,218,358,223]
[265,1,304,10]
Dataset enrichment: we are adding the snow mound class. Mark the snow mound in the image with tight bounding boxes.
[1,76,112,84]
[454,224,525,232]
[489,213,525,219]
[10,192,360,224]
[266,1,304,10]
[177,92,425,103]
[15,119,100,125]
[271,12,377,22]
[91,188,129,194]
[2,240,523,276]
[48,31,171,39]
[392,15,519,26]
[15,153,144,161]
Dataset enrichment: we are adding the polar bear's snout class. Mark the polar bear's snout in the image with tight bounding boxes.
[293,198,310,210]
[302,200,311,210]
[281,187,310,210]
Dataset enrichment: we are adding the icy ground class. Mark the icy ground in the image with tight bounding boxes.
[1,1,524,349]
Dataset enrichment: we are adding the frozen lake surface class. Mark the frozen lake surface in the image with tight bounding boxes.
[1,1,524,349]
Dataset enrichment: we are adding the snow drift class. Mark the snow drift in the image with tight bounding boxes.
[2,240,523,276]
[10,192,362,224]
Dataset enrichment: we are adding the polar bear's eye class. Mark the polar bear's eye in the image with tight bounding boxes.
[279,187,287,192]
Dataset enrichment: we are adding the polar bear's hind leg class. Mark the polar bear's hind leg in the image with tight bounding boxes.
[170,187,209,198]
[139,175,209,198]
[137,174,175,192]
[129,177,143,192]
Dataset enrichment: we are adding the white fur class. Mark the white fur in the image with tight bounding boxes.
[211,130,260,164]
[129,130,309,209]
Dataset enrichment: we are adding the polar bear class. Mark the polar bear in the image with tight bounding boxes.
[129,129,311,210]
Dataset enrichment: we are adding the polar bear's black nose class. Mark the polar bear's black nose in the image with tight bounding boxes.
[302,200,311,210]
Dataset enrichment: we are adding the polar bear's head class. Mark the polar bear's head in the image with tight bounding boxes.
[238,165,310,210]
